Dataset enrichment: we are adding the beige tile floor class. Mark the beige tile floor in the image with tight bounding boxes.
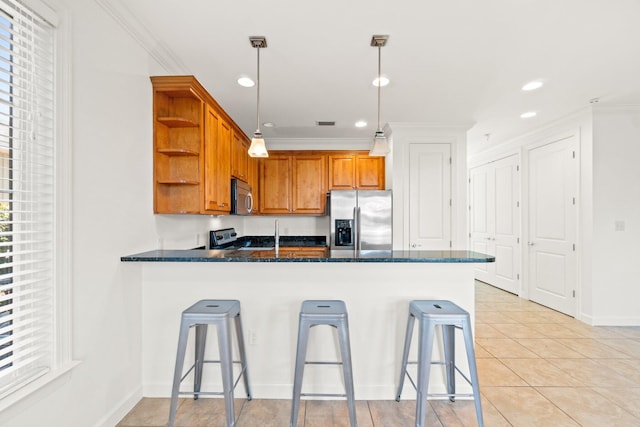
[117,281,640,426]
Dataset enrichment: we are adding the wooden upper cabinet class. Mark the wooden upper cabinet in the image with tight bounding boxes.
[203,105,231,213]
[152,76,248,215]
[246,154,260,214]
[355,155,385,189]
[231,130,249,181]
[151,76,205,214]
[259,155,292,214]
[259,152,327,215]
[328,152,385,190]
[292,154,327,214]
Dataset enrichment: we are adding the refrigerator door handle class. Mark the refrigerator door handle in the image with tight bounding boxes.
[355,206,362,250]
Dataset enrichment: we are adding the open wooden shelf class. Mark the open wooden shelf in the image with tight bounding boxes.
[157,148,199,156]
[157,116,199,128]
[157,179,200,185]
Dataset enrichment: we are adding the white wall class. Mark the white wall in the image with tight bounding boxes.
[387,123,469,250]
[469,106,640,326]
[590,106,640,325]
[0,1,165,425]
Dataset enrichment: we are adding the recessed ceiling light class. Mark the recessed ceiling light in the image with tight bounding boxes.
[522,80,544,91]
[372,76,389,87]
[520,111,537,119]
[237,76,255,87]
[355,120,367,128]
[263,122,275,128]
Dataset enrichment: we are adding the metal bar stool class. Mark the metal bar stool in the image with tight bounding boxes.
[396,300,483,427]
[168,300,251,427]
[290,300,357,427]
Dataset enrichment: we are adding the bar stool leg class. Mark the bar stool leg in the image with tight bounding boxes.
[234,313,252,399]
[290,319,310,427]
[462,319,484,427]
[442,324,455,402]
[216,317,236,427]
[337,321,357,427]
[194,324,208,400]
[396,312,415,401]
[169,318,191,427]
[415,320,435,427]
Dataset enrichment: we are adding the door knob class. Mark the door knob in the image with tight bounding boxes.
[528,242,535,246]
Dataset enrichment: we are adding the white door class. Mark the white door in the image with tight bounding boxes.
[469,164,493,281]
[492,155,520,294]
[469,155,520,294]
[409,143,451,249]
[528,136,577,316]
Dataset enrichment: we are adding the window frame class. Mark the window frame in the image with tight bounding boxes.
[0,0,74,411]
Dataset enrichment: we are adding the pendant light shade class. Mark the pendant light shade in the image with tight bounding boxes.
[369,35,390,157]
[248,36,269,158]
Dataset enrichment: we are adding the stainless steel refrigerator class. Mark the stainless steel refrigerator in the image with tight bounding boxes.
[330,190,392,250]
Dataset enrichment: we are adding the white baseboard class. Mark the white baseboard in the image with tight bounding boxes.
[585,315,640,326]
[93,386,142,427]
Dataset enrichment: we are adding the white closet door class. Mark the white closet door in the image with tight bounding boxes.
[469,154,520,294]
[409,143,451,250]
[492,155,520,294]
[469,164,494,282]
[528,136,577,316]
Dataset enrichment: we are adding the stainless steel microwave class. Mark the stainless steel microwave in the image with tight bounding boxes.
[231,178,253,215]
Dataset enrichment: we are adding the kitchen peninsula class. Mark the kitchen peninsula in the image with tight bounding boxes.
[122,248,493,401]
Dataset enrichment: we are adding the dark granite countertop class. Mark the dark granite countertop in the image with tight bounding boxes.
[121,249,495,263]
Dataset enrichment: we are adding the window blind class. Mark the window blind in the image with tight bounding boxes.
[0,0,55,398]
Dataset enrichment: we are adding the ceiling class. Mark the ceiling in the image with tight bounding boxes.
[108,0,640,155]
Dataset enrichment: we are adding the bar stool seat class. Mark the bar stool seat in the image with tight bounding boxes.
[396,300,483,427]
[290,300,357,427]
[168,300,251,427]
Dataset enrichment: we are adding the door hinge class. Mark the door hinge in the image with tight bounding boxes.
[450,241,452,248]
[517,165,520,172]
[572,290,576,298]
[517,237,520,244]
[573,197,576,205]
[573,243,576,251]
[469,205,471,211]
[450,199,452,206]
[449,157,452,164]
[517,273,520,280]
[469,232,471,238]
[572,151,576,159]
[516,201,520,208]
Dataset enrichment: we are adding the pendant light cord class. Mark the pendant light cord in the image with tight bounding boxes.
[256,45,261,134]
[377,45,382,132]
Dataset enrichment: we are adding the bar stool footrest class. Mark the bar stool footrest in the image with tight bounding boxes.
[301,392,348,398]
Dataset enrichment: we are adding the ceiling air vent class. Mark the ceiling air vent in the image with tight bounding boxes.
[316,121,336,126]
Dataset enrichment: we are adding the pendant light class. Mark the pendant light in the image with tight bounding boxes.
[369,35,390,157]
[248,36,269,158]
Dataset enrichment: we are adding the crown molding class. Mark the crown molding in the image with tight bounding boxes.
[94,0,187,74]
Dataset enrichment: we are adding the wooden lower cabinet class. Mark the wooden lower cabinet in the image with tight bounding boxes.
[259,152,327,215]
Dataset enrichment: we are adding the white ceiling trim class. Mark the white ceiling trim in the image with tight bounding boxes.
[94,0,187,74]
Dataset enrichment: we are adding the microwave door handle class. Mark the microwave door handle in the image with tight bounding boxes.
[246,192,254,214]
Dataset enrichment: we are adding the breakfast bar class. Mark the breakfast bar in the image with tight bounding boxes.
[121,249,494,401]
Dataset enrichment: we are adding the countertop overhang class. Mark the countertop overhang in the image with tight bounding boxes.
[120,249,495,263]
